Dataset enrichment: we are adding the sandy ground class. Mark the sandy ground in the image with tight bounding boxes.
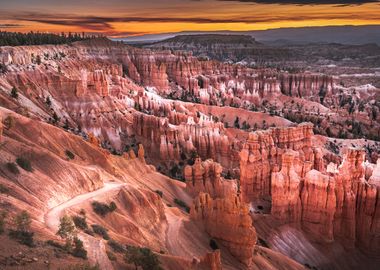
[44,182,126,270]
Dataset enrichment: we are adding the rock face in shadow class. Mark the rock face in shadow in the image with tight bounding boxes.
[267,147,380,255]
[184,158,237,198]
[190,192,257,266]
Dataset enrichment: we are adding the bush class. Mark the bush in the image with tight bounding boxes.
[4,115,15,129]
[65,150,75,160]
[174,198,190,213]
[46,239,64,249]
[10,87,18,98]
[9,230,35,247]
[57,215,76,241]
[108,239,125,253]
[60,263,100,270]
[125,246,162,270]
[72,237,87,259]
[0,183,9,194]
[6,162,19,174]
[92,201,117,217]
[16,157,33,172]
[91,224,109,240]
[84,228,94,236]
[107,251,117,261]
[209,239,219,250]
[0,211,7,234]
[72,215,88,230]
[155,190,163,198]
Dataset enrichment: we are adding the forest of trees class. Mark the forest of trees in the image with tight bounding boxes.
[0,31,99,46]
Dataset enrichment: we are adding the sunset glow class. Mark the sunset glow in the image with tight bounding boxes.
[1,0,380,37]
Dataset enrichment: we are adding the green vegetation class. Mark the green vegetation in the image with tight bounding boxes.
[108,239,126,253]
[0,211,7,234]
[125,245,162,270]
[72,215,88,230]
[155,190,163,198]
[6,162,20,174]
[57,215,77,251]
[72,237,87,259]
[91,224,110,240]
[0,183,10,193]
[209,239,219,250]
[65,150,75,160]
[3,115,15,129]
[0,31,96,46]
[9,210,34,247]
[91,201,117,216]
[174,198,190,213]
[60,263,100,270]
[107,251,117,261]
[16,157,33,172]
[10,87,18,99]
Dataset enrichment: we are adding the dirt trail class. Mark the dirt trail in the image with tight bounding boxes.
[45,182,126,270]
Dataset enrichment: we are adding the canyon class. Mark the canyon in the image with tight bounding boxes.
[0,37,379,269]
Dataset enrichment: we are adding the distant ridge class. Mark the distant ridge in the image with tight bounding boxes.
[116,25,380,45]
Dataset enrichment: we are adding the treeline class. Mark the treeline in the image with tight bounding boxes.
[0,31,99,46]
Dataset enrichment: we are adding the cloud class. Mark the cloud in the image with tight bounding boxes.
[0,23,24,28]
[218,0,380,5]
[3,11,380,32]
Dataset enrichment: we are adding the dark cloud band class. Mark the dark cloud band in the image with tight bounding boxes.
[218,0,379,5]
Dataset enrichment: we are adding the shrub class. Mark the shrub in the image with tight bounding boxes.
[72,215,88,230]
[174,198,190,213]
[155,190,163,198]
[0,211,7,234]
[108,239,125,253]
[91,224,109,240]
[6,162,19,174]
[14,210,31,232]
[10,87,18,98]
[16,157,33,172]
[92,201,117,217]
[72,237,87,259]
[9,230,34,247]
[57,215,76,243]
[209,239,219,250]
[4,115,15,129]
[107,251,117,261]
[65,150,75,160]
[60,263,100,270]
[125,246,162,270]
[84,228,94,236]
[109,201,117,212]
[0,183,10,194]
[46,239,64,249]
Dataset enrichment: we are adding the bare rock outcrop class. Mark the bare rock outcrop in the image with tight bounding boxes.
[184,158,237,198]
[240,123,315,201]
[271,150,302,223]
[190,192,257,266]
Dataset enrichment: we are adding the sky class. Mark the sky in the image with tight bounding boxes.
[0,0,380,37]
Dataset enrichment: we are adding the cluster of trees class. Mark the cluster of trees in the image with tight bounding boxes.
[0,31,98,46]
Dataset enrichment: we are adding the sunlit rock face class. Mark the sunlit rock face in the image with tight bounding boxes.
[190,192,257,266]
[184,157,237,198]
[239,123,316,201]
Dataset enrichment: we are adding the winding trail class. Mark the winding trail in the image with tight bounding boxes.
[45,182,126,270]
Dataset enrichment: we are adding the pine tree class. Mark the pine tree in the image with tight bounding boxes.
[10,87,18,98]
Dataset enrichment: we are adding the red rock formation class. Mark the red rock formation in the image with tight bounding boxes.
[271,150,302,223]
[240,123,315,201]
[301,169,336,242]
[197,250,222,270]
[184,158,237,198]
[190,192,257,266]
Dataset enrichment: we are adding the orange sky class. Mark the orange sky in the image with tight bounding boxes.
[1,0,380,37]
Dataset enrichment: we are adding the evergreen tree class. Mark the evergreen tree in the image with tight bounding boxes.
[10,87,18,98]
